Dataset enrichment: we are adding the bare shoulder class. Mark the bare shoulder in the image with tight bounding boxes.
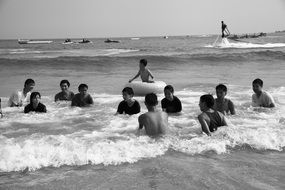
[138,113,146,121]
[198,112,207,120]
[161,111,168,117]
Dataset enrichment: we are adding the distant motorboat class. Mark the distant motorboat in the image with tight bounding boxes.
[104,39,120,43]
[78,39,91,44]
[163,36,168,39]
[18,39,53,44]
[130,37,140,40]
[62,39,74,44]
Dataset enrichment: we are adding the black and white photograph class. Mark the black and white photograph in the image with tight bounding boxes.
[0,0,285,189]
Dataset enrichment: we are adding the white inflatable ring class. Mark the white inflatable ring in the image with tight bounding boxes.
[125,81,166,96]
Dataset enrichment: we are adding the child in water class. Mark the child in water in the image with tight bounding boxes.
[198,94,227,136]
[252,78,275,108]
[161,85,182,113]
[116,87,140,115]
[214,84,235,115]
[55,80,74,101]
[8,78,35,107]
[138,93,168,137]
[71,84,94,107]
[24,92,47,113]
[129,59,154,83]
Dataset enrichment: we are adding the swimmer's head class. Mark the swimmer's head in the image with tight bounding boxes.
[122,87,134,101]
[78,83,88,95]
[216,84,227,99]
[139,59,147,69]
[199,94,214,111]
[145,93,158,107]
[30,92,41,105]
[252,78,263,94]
[60,80,70,92]
[164,85,174,101]
[24,78,35,92]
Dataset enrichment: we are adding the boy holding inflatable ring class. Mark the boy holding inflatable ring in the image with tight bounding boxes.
[129,59,154,83]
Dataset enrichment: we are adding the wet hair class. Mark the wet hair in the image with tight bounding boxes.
[60,80,70,87]
[252,78,263,87]
[164,85,174,93]
[164,84,174,94]
[200,94,215,108]
[216,84,227,92]
[78,83,88,91]
[140,59,147,66]
[145,93,158,106]
[30,92,41,103]
[122,87,134,96]
[24,78,35,86]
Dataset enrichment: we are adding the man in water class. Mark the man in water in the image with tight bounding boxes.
[221,21,230,38]
[71,83,94,107]
[198,94,228,136]
[138,93,168,137]
[252,78,275,108]
[8,78,35,107]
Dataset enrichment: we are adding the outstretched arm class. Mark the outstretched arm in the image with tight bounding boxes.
[129,71,140,83]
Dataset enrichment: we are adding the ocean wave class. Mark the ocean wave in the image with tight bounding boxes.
[1,48,285,64]
[0,123,284,172]
[0,48,140,59]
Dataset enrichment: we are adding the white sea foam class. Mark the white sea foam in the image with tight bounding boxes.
[0,87,285,172]
[206,38,285,49]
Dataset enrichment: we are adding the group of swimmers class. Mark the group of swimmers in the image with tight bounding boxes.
[0,58,276,137]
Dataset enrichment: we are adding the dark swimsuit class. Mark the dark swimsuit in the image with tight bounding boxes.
[161,96,182,113]
[117,100,140,115]
[24,103,47,113]
[205,111,224,132]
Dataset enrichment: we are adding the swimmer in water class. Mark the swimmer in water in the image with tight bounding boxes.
[129,59,154,83]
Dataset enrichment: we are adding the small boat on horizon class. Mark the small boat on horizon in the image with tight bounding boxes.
[104,39,120,43]
[62,38,74,44]
[78,39,91,44]
[18,39,53,44]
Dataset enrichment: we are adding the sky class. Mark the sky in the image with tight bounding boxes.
[0,0,285,39]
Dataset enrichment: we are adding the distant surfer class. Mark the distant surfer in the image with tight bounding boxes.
[221,21,230,38]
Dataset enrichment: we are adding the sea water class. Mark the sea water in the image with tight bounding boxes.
[0,34,285,189]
